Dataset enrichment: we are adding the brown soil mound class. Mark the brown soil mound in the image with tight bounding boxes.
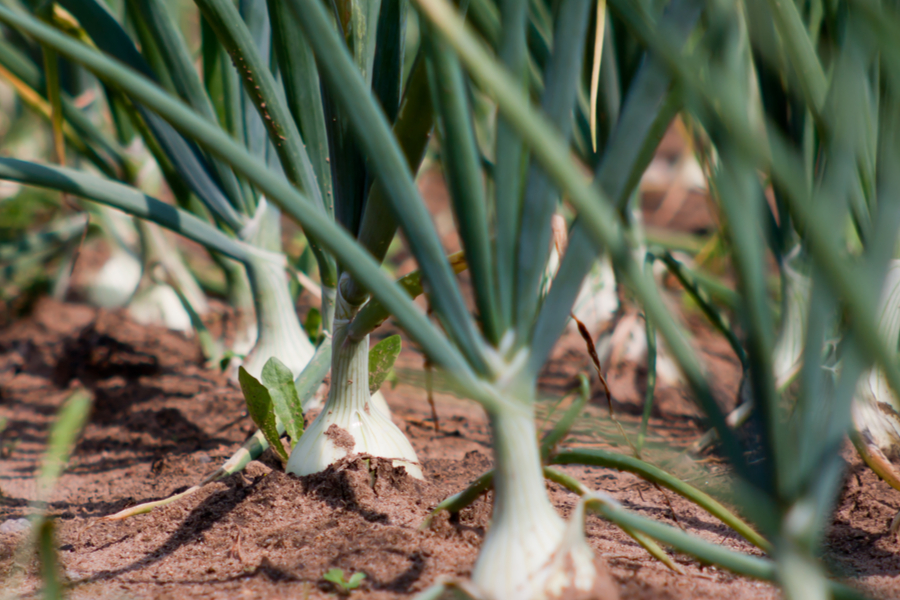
[1,299,898,599]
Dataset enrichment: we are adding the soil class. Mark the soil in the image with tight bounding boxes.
[0,297,898,600]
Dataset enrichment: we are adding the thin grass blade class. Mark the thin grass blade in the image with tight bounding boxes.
[589,0,608,152]
[550,448,771,551]
[38,387,93,495]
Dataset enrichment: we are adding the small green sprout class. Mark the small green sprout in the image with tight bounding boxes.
[323,568,365,594]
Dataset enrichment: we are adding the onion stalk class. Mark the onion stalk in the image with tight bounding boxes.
[287,280,422,478]
[852,260,900,502]
[240,251,315,380]
[468,347,615,600]
[772,250,811,391]
[129,283,193,333]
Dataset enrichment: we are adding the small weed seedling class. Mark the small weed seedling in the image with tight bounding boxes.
[323,568,365,595]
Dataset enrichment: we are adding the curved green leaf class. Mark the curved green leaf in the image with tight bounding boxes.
[550,448,771,552]
[0,158,255,264]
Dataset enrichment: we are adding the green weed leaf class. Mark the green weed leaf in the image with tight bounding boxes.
[323,568,365,592]
[368,334,401,393]
[262,357,305,448]
[346,571,366,589]
[238,366,288,461]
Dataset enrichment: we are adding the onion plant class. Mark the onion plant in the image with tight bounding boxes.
[3,0,322,380]
[851,261,900,532]
[3,0,900,598]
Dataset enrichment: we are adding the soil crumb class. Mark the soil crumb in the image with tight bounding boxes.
[324,423,356,452]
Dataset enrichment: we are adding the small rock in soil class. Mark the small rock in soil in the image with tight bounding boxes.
[0,517,30,535]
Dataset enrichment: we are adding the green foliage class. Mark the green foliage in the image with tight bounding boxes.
[368,334,401,393]
[4,387,94,600]
[323,568,365,593]
[261,357,305,448]
[237,366,288,462]
[0,189,58,234]
[36,518,61,600]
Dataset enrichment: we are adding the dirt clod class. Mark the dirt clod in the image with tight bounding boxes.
[324,423,356,452]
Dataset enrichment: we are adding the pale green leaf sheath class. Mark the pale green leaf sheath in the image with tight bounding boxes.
[287,275,423,479]
[468,341,611,599]
[239,244,315,380]
[772,249,811,391]
[853,259,900,494]
[237,197,314,381]
[474,407,603,599]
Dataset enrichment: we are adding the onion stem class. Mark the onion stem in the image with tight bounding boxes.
[287,281,422,478]
[240,253,314,379]
[473,404,604,599]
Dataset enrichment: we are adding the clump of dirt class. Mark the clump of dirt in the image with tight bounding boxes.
[1,298,899,599]
[324,424,357,452]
